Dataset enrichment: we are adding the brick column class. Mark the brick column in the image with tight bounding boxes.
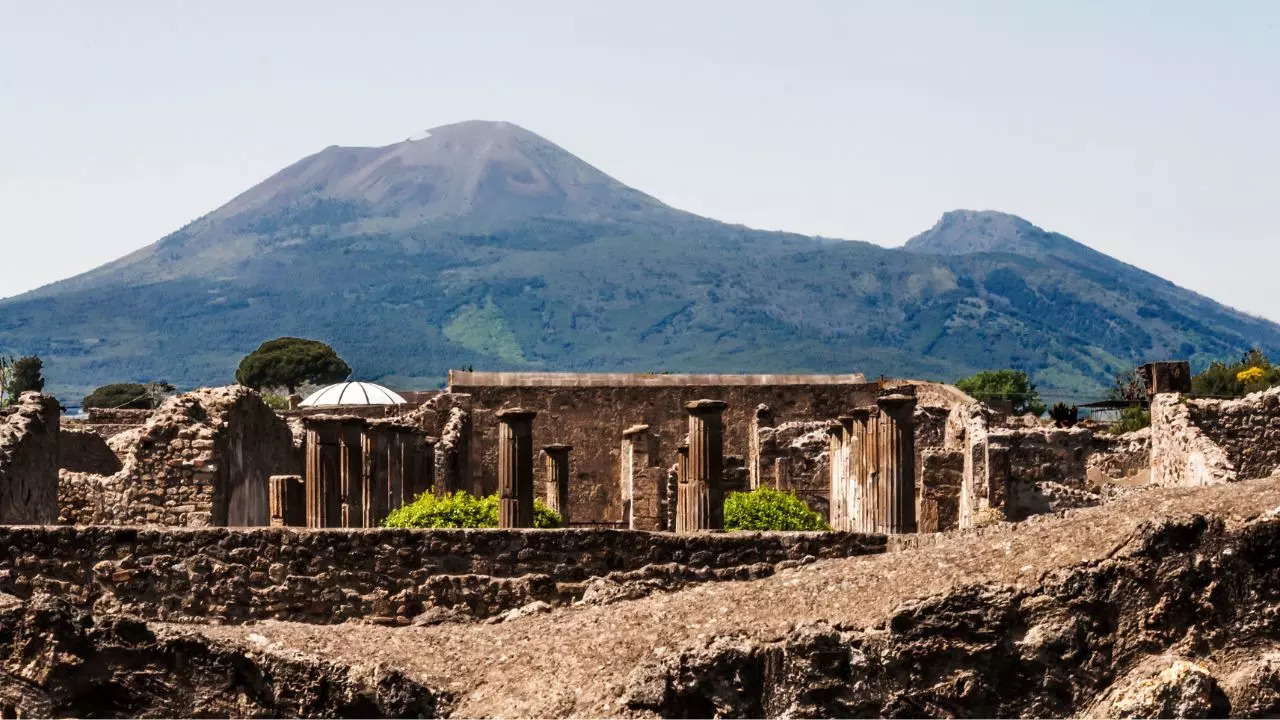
[496,408,537,528]
[543,444,572,524]
[269,475,305,527]
[361,426,390,527]
[876,392,917,534]
[679,399,727,532]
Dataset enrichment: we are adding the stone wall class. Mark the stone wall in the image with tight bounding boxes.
[917,448,963,532]
[754,420,831,518]
[58,386,299,526]
[1088,428,1151,481]
[0,525,886,623]
[0,392,60,524]
[441,380,886,525]
[82,407,153,438]
[58,428,122,475]
[1150,388,1280,486]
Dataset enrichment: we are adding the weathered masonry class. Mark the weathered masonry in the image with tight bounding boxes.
[436,371,879,526]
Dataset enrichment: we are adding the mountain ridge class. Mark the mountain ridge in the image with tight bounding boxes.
[3,120,1277,401]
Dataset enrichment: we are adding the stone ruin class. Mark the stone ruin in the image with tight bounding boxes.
[17,363,1280,717]
[0,392,60,524]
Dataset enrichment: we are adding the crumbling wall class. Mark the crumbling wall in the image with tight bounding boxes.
[58,386,298,526]
[0,392,60,524]
[58,428,122,475]
[1088,427,1151,481]
[918,448,963,532]
[0,525,887,623]
[1149,389,1280,486]
[755,421,830,518]
[82,407,152,438]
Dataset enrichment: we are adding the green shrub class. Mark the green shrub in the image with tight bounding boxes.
[1109,405,1151,435]
[382,491,563,529]
[261,393,291,411]
[955,369,1046,416]
[83,383,156,410]
[723,487,830,532]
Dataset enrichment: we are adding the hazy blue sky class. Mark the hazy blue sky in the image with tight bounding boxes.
[3,1,1277,319]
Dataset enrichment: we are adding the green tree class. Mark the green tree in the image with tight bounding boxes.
[2,355,44,403]
[1106,367,1148,403]
[83,383,158,410]
[235,337,351,394]
[955,369,1046,415]
[723,487,829,531]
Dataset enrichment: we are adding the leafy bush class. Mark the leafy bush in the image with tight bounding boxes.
[261,393,291,411]
[723,487,829,532]
[1048,402,1079,428]
[1192,348,1280,398]
[1,355,44,404]
[382,491,563,529]
[955,369,1046,416]
[1109,405,1151,435]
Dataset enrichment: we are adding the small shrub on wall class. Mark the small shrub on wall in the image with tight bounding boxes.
[382,491,563,529]
[724,487,830,532]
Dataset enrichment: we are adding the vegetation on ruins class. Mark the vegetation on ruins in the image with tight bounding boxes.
[382,491,563,529]
[1110,405,1152,435]
[235,337,351,395]
[955,369,1046,416]
[1,355,44,405]
[723,487,830,532]
[82,382,174,410]
[1191,348,1280,398]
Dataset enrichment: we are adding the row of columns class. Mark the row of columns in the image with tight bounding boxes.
[828,392,917,534]
[294,419,436,528]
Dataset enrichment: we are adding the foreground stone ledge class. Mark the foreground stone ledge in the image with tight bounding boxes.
[0,525,886,624]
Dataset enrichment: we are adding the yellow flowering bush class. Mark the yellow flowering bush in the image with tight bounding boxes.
[1237,366,1265,383]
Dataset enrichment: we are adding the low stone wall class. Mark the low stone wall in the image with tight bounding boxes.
[1150,388,1280,486]
[0,526,886,624]
[0,393,60,524]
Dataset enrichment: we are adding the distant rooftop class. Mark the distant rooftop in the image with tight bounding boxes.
[448,371,868,389]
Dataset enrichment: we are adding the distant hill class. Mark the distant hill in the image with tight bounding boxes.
[3,120,1278,402]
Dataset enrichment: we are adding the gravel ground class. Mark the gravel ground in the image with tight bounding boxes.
[185,478,1280,718]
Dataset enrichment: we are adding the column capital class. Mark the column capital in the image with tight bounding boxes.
[621,424,651,438]
[496,407,538,422]
[685,399,729,413]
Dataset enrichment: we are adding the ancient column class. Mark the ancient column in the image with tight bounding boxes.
[826,422,848,532]
[361,426,390,526]
[303,420,342,528]
[852,408,876,533]
[749,404,776,490]
[269,475,305,527]
[672,444,689,532]
[620,425,648,529]
[419,437,438,501]
[339,420,364,528]
[543,444,572,524]
[679,399,728,532]
[496,408,538,528]
[875,392,917,534]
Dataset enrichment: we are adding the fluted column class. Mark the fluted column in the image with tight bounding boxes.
[679,399,727,532]
[303,421,342,528]
[496,408,537,528]
[269,475,305,527]
[339,420,364,528]
[827,422,848,531]
[543,444,572,524]
[673,443,689,533]
[850,408,872,533]
[876,392,917,534]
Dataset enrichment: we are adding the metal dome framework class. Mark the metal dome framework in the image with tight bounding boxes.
[299,381,407,407]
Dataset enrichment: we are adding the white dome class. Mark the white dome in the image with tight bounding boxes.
[299,382,407,407]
